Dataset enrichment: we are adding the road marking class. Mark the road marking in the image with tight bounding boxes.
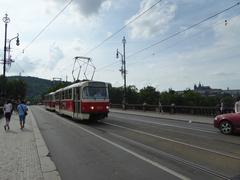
[105,122,240,160]
[36,106,190,180]
[73,123,190,180]
[104,130,231,180]
[109,115,217,134]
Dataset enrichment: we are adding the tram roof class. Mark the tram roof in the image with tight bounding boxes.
[62,80,108,91]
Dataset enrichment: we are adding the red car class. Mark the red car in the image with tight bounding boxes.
[214,113,240,134]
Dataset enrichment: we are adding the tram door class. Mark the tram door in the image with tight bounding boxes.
[74,87,81,119]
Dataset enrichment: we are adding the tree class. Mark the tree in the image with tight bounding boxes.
[0,76,27,104]
[109,86,123,104]
[47,82,70,93]
[159,89,179,105]
[139,86,160,105]
[182,89,202,106]
[126,85,140,104]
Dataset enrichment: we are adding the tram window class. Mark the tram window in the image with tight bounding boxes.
[69,89,72,99]
[75,88,80,100]
[82,86,108,99]
[64,90,66,99]
[79,88,81,100]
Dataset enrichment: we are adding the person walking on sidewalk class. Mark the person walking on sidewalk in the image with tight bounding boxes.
[17,100,28,129]
[234,97,240,113]
[3,100,13,131]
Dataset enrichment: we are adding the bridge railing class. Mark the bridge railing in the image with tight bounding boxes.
[110,103,234,116]
[0,106,3,118]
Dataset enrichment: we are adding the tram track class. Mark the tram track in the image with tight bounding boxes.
[103,121,240,161]
[108,114,217,134]
[93,125,232,180]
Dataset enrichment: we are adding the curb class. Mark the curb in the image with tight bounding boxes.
[110,109,213,125]
[29,108,61,180]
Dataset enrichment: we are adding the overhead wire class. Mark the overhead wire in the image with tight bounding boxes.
[84,0,164,55]
[11,0,73,75]
[22,0,73,53]
[127,1,240,59]
[95,1,240,72]
[126,15,237,67]
[54,0,164,77]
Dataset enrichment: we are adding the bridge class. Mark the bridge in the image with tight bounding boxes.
[0,105,239,180]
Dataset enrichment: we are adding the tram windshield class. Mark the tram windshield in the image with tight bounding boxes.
[82,86,108,99]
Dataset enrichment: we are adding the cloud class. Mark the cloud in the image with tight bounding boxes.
[73,0,111,16]
[49,43,64,69]
[9,56,38,75]
[211,72,237,77]
[126,0,177,39]
[46,0,111,17]
[213,16,240,48]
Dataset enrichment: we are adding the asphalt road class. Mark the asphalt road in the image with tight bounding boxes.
[31,106,240,180]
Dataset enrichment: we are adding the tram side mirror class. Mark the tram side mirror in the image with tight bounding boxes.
[16,37,20,46]
[116,49,119,59]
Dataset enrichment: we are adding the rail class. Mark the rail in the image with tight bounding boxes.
[110,104,234,116]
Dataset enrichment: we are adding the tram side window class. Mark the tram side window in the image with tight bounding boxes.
[69,89,72,99]
[79,88,81,100]
[56,93,59,100]
[63,91,66,99]
[65,90,68,99]
[74,88,80,100]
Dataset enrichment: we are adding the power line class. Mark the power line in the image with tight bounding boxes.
[96,2,240,72]
[84,0,163,55]
[22,0,73,52]
[127,1,240,59]
[126,18,228,67]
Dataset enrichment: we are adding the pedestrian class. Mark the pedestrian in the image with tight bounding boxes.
[220,99,224,114]
[234,97,240,113]
[3,100,13,131]
[158,100,163,113]
[17,100,28,129]
[171,103,176,114]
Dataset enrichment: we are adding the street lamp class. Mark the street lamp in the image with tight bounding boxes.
[2,13,10,77]
[2,14,20,77]
[7,33,20,65]
[116,36,127,110]
[116,49,124,75]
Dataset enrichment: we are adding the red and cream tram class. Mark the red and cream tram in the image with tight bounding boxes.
[45,80,110,120]
[44,92,55,111]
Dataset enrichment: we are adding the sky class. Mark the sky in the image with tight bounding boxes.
[0,0,240,91]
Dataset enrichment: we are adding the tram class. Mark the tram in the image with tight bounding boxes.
[44,92,55,111]
[44,80,110,120]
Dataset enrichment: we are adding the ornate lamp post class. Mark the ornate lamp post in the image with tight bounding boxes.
[116,36,127,110]
[2,14,20,77]
[7,33,20,65]
[2,14,10,77]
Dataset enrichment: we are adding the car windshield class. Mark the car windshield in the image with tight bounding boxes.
[82,86,108,99]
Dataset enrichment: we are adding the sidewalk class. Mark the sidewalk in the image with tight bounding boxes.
[0,107,61,180]
[110,108,214,124]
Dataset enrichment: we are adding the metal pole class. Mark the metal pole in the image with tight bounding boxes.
[2,14,10,77]
[122,36,126,109]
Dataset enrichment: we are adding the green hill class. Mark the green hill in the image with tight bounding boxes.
[7,76,63,103]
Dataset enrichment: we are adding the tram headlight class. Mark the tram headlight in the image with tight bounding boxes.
[90,106,94,110]
[106,106,109,110]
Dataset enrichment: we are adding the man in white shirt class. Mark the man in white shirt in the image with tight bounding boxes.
[3,100,13,131]
[234,97,240,113]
